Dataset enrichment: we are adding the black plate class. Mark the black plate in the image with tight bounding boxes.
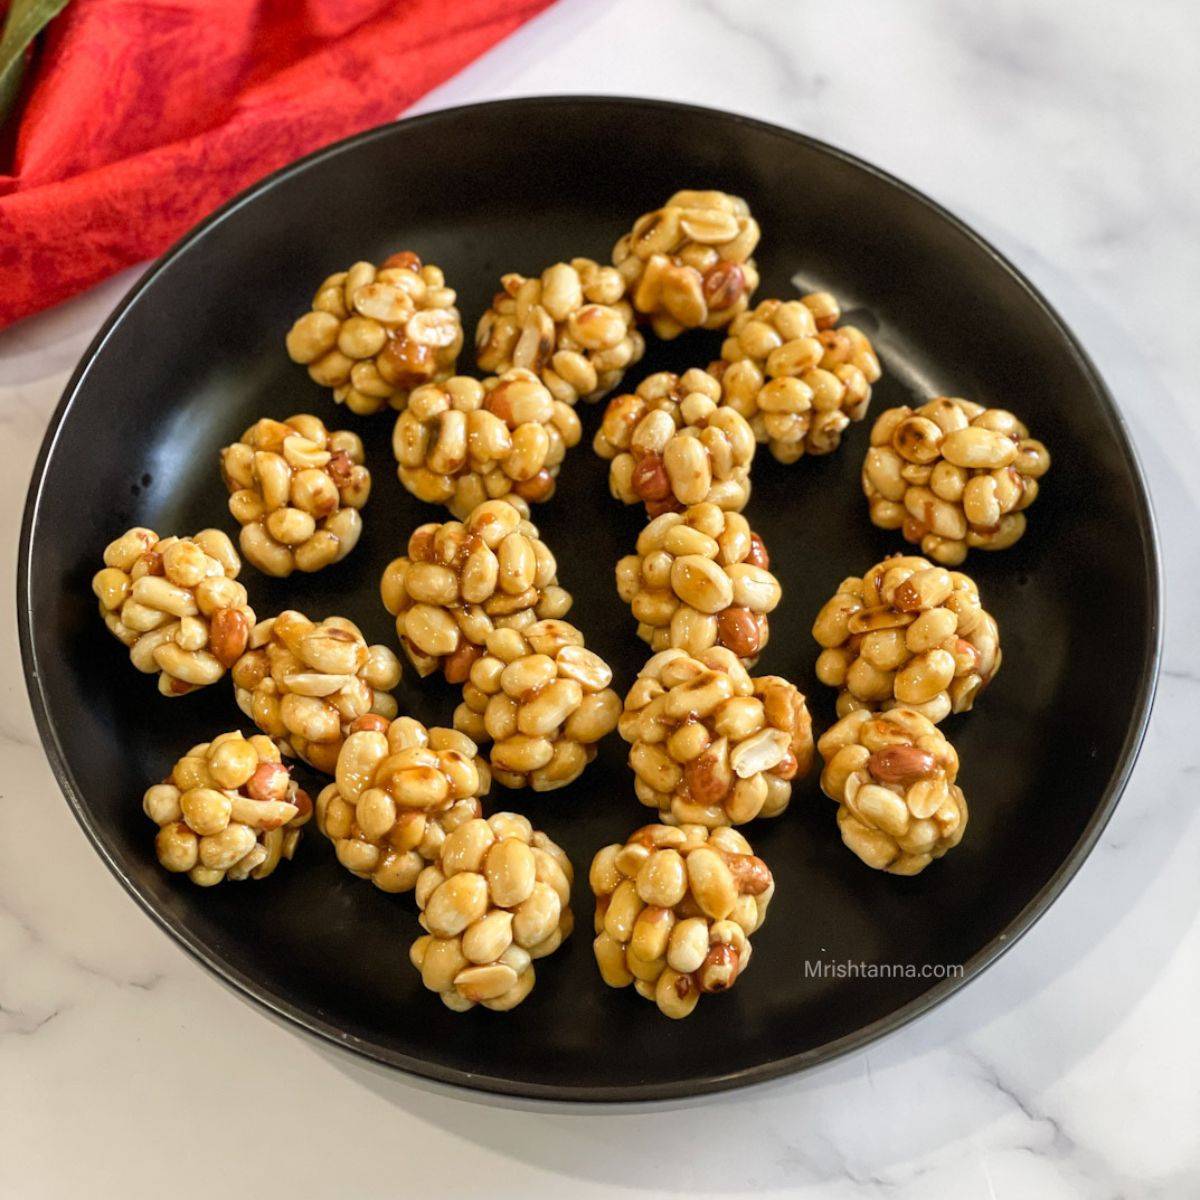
[19,97,1160,1102]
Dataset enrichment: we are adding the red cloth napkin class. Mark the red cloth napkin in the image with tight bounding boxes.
[0,0,553,329]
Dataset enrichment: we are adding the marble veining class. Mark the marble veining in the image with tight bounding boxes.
[2,1,1197,1196]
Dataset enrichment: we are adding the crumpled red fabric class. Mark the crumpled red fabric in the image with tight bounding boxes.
[0,0,553,328]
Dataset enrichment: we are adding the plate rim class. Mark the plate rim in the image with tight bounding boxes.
[17,94,1164,1104]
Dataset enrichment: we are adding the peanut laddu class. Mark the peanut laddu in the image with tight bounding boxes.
[381,500,572,681]
[619,646,812,827]
[612,190,761,339]
[818,708,968,875]
[591,823,774,1018]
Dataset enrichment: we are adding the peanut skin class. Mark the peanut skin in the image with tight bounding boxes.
[701,262,746,311]
[716,607,762,658]
[719,851,773,896]
[246,761,290,803]
[866,746,937,785]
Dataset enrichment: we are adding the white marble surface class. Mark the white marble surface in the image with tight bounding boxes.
[2,1,1197,1196]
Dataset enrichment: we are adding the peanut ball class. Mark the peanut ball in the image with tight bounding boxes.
[713,292,881,461]
[615,503,781,664]
[392,369,581,519]
[612,190,761,339]
[620,646,813,826]
[591,823,774,1018]
[221,413,370,577]
[232,611,402,774]
[145,731,311,885]
[410,813,573,1011]
[380,500,572,681]
[594,368,756,516]
[812,555,1000,723]
[454,619,621,792]
[285,252,463,415]
[475,258,645,405]
[863,396,1050,564]
[818,707,967,875]
[93,526,254,697]
[316,716,491,893]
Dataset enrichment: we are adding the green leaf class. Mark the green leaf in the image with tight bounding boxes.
[0,0,72,128]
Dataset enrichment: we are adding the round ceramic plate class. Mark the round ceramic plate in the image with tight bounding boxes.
[19,97,1160,1102]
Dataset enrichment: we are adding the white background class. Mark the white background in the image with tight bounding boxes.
[2,2,1197,1196]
